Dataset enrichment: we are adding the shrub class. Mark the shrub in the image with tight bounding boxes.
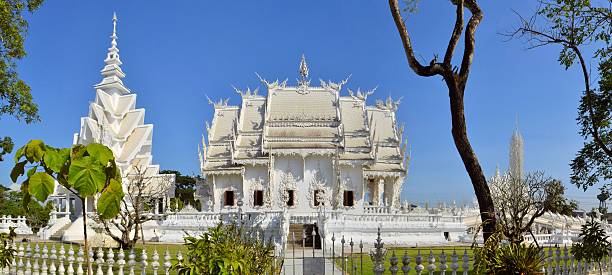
[174,222,275,275]
[0,227,16,268]
[474,229,545,274]
[572,220,611,275]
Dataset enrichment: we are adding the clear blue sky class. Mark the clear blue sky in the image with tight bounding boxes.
[0,1,605,209]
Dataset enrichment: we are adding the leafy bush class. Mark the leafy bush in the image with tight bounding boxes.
[174,222,275,275]
[0,227,16,268]
[572,220,611,274]
[474,229,545,274]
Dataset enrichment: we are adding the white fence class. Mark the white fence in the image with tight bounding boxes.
[1,239,610,275]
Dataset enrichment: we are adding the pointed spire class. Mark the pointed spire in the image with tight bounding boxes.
[509,116,524,180]
[299,54,309,80]
[96,12,128,92]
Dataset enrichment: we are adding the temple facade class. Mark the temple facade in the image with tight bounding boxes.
[197,56,409,215]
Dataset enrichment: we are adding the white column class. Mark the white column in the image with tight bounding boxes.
[377,178,384,207]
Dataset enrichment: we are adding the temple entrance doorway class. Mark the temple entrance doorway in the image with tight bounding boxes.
[288,223,321,248]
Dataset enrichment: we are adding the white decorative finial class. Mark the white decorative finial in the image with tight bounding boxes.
[112,12,117,36]
[299,54,309,80]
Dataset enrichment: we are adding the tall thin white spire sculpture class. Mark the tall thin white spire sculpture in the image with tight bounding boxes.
[509,117,524,180]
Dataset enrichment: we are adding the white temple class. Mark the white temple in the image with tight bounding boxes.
[40,13,175,242]
[197,55,408,213]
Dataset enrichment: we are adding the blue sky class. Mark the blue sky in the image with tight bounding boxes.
[0,1,605,209]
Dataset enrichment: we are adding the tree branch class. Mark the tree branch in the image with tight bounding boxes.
[444,0,464,66]
[458,0,483,89]
[389,0,445,77]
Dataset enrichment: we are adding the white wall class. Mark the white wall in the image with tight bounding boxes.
[339,165,364,212]
[243,164,269,211]
[273,155,304,210]
[213,174,243,211]
[303,156,333,212]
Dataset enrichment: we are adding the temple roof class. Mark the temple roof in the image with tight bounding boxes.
[200,57,408,176]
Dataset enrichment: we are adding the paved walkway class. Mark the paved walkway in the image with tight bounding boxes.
[281,248,344,275]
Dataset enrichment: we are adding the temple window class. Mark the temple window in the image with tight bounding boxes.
[314,190,323,206]
[343,190,354,207]
[286,190,295,207]
[253,190,264,207]
[224,191,235,206]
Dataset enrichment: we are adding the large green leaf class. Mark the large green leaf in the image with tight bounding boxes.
[97,178,124,219]
[25,140,45,162]
[13,145,25,163]
[70,144,87,160]
[43,148,69,173]
[28,172,55,202]
[67,156,106,196]
[10,160,26,183]
[86,143,114,166]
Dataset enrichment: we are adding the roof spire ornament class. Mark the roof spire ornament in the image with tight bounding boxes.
[299,54,309,80]
[296,54,311,94]
[95,12,128,92]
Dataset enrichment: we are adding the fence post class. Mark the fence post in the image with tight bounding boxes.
[349,238,355,275]
[41,245,48,275]
[48,245,56,275]
[439,250,447,275]
[17,243,24,275]
[461,249,469,275]
[562,245,569,275]
[151,249,159,275]
[450,249,458,275]
[163,249,171,275]
[140,249,148,275]
[370,228,386,275]
[128,250,136,275]
[341,235,345,275]
[117,248,125,275]
[401,250,411,275]
[359,240,363,275]
[33,243,40,275]
[427,250,435,275]
[389,251,398,275]
[67,246,75,275]
[331,233,335,275]
[25,244,32,275]
[76,247,84,275]
[555,246,561,274]
[106,248,115,275]
[11,242,18,275]
[415,250,423,275]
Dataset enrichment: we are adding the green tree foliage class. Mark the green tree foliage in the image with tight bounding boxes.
[571,58,611,191]
[174,222,275,275]
[0,187,53,232]
[10,140,124,274]
[572,220,611,275]
[545,179,579,216]
[0,0,45,161]
[512,0,611,191]
[160,170,200,210]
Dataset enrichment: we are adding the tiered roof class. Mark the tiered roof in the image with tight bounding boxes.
[199,57,409,177]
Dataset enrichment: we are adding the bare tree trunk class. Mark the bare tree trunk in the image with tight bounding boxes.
[388,0,497,241]
[81,197,92,275]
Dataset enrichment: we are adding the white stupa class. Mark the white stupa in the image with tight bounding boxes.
[40,13,175,242]
[76,13,162,178]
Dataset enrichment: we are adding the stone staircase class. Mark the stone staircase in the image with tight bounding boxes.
[49,223,71,241]
[288,224,305,245]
